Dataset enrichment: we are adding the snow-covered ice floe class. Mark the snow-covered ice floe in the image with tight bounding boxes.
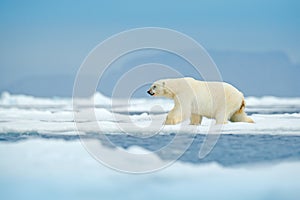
[0,92,300,135]
[0,139,300,200]
[1,92,300,200]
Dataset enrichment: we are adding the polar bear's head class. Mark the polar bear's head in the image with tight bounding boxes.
[148,78,196,99]
[147,79,175,98]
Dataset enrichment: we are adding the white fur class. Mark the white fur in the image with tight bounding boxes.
[148,77,254,125]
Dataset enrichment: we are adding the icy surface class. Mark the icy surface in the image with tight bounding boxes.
[1,92,300,200]
[0,92,300,135]
[0,139,300,200]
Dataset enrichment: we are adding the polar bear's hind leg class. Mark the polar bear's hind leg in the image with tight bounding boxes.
[230,100,254,123]
[230,110,254,123]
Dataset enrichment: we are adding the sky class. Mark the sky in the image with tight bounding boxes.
[0,0,299,97]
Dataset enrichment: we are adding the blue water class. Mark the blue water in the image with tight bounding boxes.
[2,132,300,167]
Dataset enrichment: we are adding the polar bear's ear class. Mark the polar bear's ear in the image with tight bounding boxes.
[162,82,165,87]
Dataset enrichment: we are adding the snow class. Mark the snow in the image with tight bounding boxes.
[0,91,111,106]
[0,92,300,135]
[2,91,299,107]
[0,139,300,200]
[0,92,300,199]
[246,96,300,106]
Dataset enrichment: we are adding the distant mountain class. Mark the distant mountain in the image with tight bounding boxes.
[98,49,300,97]
[1,75,75,97]
[210,51,300,97]
[1,50,299,97]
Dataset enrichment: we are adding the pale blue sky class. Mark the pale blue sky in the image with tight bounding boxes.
[0,0,299,96]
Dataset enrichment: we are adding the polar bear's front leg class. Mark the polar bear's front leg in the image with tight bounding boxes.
[164,94,191,125]
[215,110,229,124]
[164,109,183,125]
[190,113,202,125]
[164,104,189,125]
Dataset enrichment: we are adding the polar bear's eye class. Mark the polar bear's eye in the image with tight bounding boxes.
[153,85,157,89]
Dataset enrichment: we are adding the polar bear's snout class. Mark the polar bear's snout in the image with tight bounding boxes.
[147,85,157,96]
[147,89,154,96]
[147,88,155,96]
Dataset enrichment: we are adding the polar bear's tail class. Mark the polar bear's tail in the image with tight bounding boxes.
[239,99,246,111]
[230,99,254,123]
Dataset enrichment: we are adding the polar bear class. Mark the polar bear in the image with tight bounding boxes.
[147,77,254,125]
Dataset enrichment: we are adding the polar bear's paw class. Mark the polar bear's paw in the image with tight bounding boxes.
[164,116,182,125]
